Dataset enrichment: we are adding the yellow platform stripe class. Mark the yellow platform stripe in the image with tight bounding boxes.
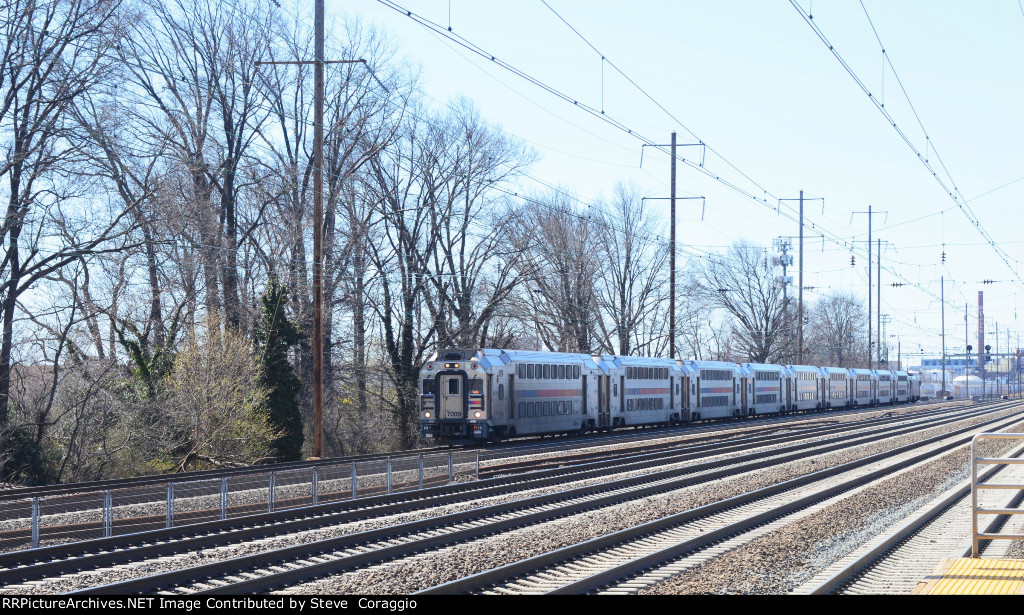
[916,558,1024,595]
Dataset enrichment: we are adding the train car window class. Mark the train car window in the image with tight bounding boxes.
[567,401,573,413]
[527,364,535,379]
[528,402,535,417]
[448,379,460,395]
[627,399,633,412]
[422,379,434,394]
[544,401,551,416]
[558,401,565,415]
[573,365,580,379]
[543,365,551,379]
[498,384,504,400]
[518,402,525,418]
[519,364,526,379]
[614,383,618,396]
[627,367,632,379]
[558,365,565,379]
[469,379,483,394]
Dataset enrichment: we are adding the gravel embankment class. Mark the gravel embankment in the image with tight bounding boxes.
[276,407,1016,594]
[641,421,1024,595]
[0,403,1002,595]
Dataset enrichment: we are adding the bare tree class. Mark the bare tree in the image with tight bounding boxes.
[693,241,794,363]
[805,291,866,368]
[594,183,668,357]
[419,99,535,350]
[516,192,600,354]
[0,0,128,444]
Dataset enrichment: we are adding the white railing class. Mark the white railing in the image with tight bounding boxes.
[971,433,1024,557]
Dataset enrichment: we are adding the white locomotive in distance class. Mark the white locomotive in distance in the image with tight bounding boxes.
[418,348,921,444]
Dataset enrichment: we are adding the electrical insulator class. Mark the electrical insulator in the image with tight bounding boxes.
[850,255,856,266]
[941,250,946,263]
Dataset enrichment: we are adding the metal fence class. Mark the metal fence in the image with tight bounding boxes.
[971,433,1024,556]
[1,451,482,552]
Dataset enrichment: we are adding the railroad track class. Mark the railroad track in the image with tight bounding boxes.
[415,404,1024,595]
[2,403,971,591]
[14,401,1011,595]
[796,443,1024,595]
[0,402,957,552]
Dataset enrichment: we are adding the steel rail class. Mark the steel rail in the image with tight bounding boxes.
[1,403,971,566]
[415,406,1024,595]
[72,404,1021,594]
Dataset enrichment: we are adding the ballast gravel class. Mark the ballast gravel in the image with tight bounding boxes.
[276,407,1022,595]
[0,403,1010,595]
[640,422,1024,595]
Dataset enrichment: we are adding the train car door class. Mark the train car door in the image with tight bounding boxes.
[600,376,611,428]
[581,375,588,417]
[439,373,466,419]
[620,375,625,415]
[786,378,792,409]
[682,376,690,411]
[740,377,748,413]
[508,374,515,421]
[487,374,493,418]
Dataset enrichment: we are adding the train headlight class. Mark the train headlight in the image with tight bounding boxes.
[424,412,431,418]
[474,411,482,418]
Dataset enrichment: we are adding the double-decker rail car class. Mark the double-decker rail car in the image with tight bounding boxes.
[821,366,852,409]
[741,363,787,416]
[419,348,921,444]
[788,365,826,412]
[875,370,895,404]
[597,355,686,428]
[894,370,910,403]
[685,360,741,420]
[419,348,601,443]
[908,373,921,401]
[849,368,876,406]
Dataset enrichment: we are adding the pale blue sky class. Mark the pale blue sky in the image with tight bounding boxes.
[349,0,1024,364]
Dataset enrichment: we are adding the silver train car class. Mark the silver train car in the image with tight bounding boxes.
[419,348,921,444]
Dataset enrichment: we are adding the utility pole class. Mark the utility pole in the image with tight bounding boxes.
[880,314,891,368]
[979,291,985,400]
[779,193,822,365]
[256,1,367,459]
[966,303,970,398]
[941,276,946,397]
[799,190,804,363]
[670,132,676,359]
[851,207,886,368]
[877,238,882,368]
[641,137,705,358]
[313,0,325,458]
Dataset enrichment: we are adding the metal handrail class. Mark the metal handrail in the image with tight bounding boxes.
[971,433,1024,557]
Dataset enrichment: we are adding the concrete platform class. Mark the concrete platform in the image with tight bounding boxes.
[914,558,1024,595]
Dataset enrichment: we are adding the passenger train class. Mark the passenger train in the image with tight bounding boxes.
[418,348,921,444]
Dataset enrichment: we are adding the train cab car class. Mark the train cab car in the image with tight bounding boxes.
[787,365,826,412]
[595,356,685,428]
[684,360,741,420]
[874,370,895,404]
[908,372,921,402]
[821,366,852,409]
[740,363,786,416]
[419,348,599,443]
[848,368,876,407]
[893,370,911,403]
